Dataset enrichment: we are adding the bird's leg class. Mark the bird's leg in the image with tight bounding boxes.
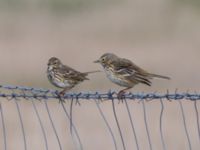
[58,87,71,103]
[117,87,132,103]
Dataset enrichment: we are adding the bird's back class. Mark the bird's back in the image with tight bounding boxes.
[60,65,89,82]
[108,57,152,86]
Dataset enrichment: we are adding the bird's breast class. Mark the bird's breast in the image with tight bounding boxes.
[104,67,133,87]
[47,68,72,88]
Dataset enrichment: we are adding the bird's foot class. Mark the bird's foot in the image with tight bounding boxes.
[117,90,126,103]
[56,91,66,103]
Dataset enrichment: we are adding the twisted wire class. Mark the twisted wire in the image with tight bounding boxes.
[178,101,192,150]
[0,85,199,101]
[95,100,118,150]
[32,101,49,150]
[60,102,83,150]
[112,99,126,150]
[124,100,140,150]
[44,100,63,150]
[142,100,153,150]
[14,100,27,150]
[159,100,166,150]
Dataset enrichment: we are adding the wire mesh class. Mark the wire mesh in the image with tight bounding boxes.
[0,84,200,150]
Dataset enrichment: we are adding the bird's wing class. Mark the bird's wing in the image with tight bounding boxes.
[114,58,152,86]
[114,58,146,75]
[59,65,88,82]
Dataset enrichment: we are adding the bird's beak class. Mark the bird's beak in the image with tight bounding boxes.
[94,59,100,63]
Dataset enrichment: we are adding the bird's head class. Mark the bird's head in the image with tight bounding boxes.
[94,53,118,67]
[48,57,62,68]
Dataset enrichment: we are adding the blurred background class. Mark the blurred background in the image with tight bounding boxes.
[0,0,200,149]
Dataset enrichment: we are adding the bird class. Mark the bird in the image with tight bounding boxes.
[94,53,170,99]
[47,57,100,100]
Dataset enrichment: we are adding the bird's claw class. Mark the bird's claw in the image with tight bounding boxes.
[117,91,126,103]
[56,91,66,103]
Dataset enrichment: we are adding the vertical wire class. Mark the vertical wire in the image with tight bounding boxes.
[159,100,166,150]
[95,100,118,150]
[14,100,27,150]
[124,100,140,150]
[32,100,48,150]
[142,100,153,150]
[194,101,200,143]
[70,99,74,135]
[0,102,7,150]
[112,100,126,150]
[60,102,83,150]
[44,100,63,150]
[178,101,192,150]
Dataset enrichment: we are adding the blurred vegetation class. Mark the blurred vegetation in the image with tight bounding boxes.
[43,0,111,13]
[0,0,117,13]
[174,0,200,8]
[1,0,200,15]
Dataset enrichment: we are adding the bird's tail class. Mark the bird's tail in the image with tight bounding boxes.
[84,70,101,75]
[148,73,170,80]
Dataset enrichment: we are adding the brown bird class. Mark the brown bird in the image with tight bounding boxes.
[47,57,100,98]
[94,53,170,99]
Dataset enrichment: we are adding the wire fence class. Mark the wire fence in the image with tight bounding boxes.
[0,85,200,150]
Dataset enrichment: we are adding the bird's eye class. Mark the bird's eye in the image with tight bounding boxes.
[102,58,105,62]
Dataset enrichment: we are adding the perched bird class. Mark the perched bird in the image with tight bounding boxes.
[47,57,100,98]
[94,53,170,99]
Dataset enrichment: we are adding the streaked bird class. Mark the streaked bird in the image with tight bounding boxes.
[94,53,170,99]
[47,57,100,99]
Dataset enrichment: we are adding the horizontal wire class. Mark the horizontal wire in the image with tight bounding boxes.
[0,85,199,101]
